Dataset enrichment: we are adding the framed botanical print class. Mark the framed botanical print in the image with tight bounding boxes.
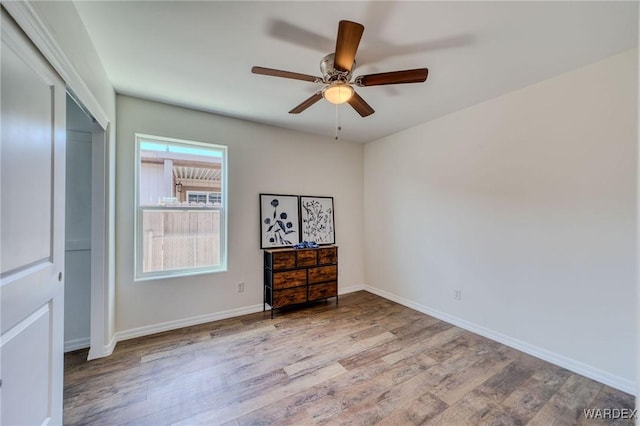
[299,196,335,245]
[259,194,300,248]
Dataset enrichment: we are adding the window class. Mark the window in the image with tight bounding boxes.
[135,134,227,280]
[186,190,222,206]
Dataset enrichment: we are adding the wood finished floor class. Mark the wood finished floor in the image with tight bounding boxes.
[64,291,635,425]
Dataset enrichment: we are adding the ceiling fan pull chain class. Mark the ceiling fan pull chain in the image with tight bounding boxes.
[335,103,339,140]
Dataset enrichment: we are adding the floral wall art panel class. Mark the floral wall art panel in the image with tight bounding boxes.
[300,196,335,245]
[260,194,300,248]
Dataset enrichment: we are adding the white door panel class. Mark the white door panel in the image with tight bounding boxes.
[0,41,54,275]
[1,9,66,426]
[1,304,52,426]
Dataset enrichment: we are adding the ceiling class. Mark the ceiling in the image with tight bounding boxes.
[73,1,638,143]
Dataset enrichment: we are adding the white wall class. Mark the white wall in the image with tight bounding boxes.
[364,49,638,394]
[115,95,365,336]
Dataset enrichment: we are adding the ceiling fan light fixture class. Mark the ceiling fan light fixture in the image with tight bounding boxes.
[323,82,354,105]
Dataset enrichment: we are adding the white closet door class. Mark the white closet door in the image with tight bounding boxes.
[1,10,66,426]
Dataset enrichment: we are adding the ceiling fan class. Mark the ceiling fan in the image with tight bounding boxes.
[252,20,429,117]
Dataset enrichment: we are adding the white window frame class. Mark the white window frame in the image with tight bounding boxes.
[134,133,228,280]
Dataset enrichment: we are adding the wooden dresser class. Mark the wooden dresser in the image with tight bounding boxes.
[263,246,338,317]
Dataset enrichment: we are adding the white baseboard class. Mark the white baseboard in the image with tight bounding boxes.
[339,284,366,294]
[364,286,637,396]
[87,334,117,361]
[64,337,90,353]
[115,303,265,343]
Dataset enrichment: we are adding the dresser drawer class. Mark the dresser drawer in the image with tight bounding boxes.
[308,282,337,301]
[271,251,296,270]
[296,249,317,267]
[272,287,307,307]
[308,265,337,284]
[318,247,337,264]
[273,269,306,289]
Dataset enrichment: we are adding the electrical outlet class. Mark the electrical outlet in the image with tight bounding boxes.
[236,282,244,292]
[454,289,462,301]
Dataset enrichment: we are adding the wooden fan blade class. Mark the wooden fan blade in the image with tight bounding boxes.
[357,68,428,86]
[347,91,374,117]
[334,20,364,73]
[289,92,323,114]
[252,66,321,83]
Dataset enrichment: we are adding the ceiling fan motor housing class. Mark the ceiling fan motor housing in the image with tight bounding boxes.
[320,53,354,83]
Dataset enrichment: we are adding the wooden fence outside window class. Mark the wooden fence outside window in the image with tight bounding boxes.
[142,209,220,273]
